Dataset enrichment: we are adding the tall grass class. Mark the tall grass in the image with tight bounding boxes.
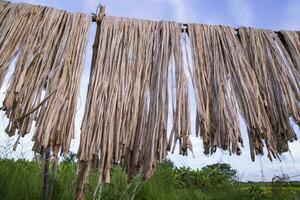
[0,159,42,199]
[0,159,299,200]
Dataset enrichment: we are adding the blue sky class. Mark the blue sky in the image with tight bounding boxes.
[11,0,300,30]
[1,0,300,182]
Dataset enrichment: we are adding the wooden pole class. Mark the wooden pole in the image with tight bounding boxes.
[91,5,106,71]
[92,9,191,33]
[49,155,59,200]
[76,5,106,200]
[41,148,51,200]
[76,160,92,200]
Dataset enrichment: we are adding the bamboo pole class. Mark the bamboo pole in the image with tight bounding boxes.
[76,5,106,200]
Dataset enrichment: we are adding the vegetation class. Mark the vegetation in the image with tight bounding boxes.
[0,158,299,200]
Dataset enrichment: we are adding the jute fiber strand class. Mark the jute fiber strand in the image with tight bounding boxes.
[189,24,279,160]
[238,28,300,156]
[0,1,35,88]
[0,1,91,155]
[167,29,192,156]
[77,16,190,187]
[279,31,300,72]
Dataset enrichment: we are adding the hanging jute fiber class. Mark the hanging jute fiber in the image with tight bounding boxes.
[238,27,300,156]
[0,1,90,156]
[189,24,300,161]
[77,16,191,198]
[1,2,300,200]
[189,24,278,161]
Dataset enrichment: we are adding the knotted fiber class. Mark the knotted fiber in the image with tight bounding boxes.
[0,1,90,155]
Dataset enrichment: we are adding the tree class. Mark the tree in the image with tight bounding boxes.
[202,163,238,181]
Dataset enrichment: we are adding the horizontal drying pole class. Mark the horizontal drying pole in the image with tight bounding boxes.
[91,10,282,36]
[91,10,190,33]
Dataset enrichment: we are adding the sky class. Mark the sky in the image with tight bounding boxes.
[0,0,300,182]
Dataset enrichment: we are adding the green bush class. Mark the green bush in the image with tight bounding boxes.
[246,185,269,200]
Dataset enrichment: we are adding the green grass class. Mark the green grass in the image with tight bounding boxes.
[0,159,299,200]
[0,159,100,200]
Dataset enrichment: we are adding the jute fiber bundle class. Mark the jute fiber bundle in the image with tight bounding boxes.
[0,1,91,155]
[189,24,279,160]
[77,16,190,187]
[238,28,300,156]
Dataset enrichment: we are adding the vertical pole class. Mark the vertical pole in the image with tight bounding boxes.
[76,160,92,200]
[42,148,51,200]
[49,155,59,200]
[76,5,106,200]
[91,5,106,72]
